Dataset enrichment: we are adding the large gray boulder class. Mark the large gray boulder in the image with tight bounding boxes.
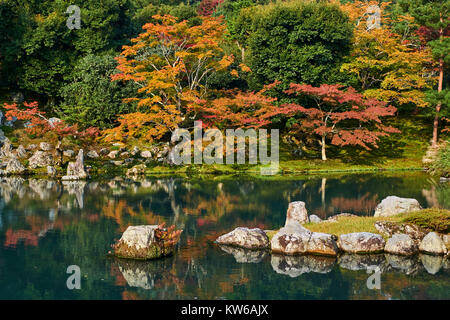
[271,222,338,256]
[62,149,87,180]
[285,201,309,226]
[419,232,447,255]
[216,227,269,249]
[384,234,418,256]
[28,150,53,169]
[374,196,421,217]
[271,222,312,255]
[112,224,182,260]
[338,232,385,254]
[307,232,339,256]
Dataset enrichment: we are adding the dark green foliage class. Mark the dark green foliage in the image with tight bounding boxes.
[233,1,353,90]
[59,54,138,129]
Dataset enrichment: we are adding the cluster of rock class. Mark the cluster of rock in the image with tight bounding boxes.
[216,197,449,270]
[0,138,177,178]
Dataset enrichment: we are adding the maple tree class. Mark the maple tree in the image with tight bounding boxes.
[3,101,99,140]
[197,0,223,16]
[340,1,436,110]
[279,83,400,161]
[196,81,279,129]
[104,14,236,143]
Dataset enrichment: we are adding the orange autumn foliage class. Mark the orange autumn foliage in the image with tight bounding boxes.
[104,14,238,143]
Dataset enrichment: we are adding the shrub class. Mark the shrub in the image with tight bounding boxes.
[59,54,138,129]
[430,141,450,177]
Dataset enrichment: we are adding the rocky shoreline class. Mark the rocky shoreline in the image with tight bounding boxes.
[0,137,173,179]
[215,197,450,275]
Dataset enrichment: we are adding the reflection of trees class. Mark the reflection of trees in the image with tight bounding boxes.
[0,173,448,299]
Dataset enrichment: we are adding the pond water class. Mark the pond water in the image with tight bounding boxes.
[0,172,448,300]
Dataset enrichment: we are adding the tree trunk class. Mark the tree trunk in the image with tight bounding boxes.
[432,15,444,147]
[320,135,327,161]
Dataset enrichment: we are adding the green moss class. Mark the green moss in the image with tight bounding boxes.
[401,208,450,233]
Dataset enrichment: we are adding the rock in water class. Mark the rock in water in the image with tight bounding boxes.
[419,232,447,255]
[374,196,421,217]
[271,222,338,256]
[112,224,182,260]
[384,234,418,256]
[216,227,269,249]
[62,149,88,180]
[285,201,309,226]
[271,223,312,255]
[338,232,385,254]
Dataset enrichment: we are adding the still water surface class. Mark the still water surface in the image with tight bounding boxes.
[0,172,448,299]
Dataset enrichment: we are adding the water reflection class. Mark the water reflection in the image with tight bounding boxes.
[0,172,448,300]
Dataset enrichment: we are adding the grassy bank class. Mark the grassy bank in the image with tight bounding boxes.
[304,209,449,238]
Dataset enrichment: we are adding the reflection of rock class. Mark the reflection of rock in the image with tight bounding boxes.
[271,254,336,277]
[374,196,421,217]
[420,253,443,274]
[62,180,86,208]
[338,253,387,271]
[338,232,385,254]
[115,259,156,289]
[216,227,269,249]
[419,232,447,255]
[384,234,418,256]
[285,201,309,225]
[29,179,57,200]
[219,245,268,263]
[385,253,421,275]
[375,221,426,245]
